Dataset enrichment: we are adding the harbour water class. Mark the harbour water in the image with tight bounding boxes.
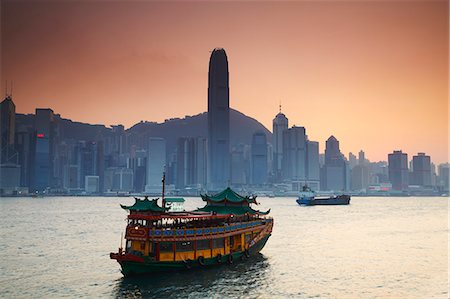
[0,196,448,298]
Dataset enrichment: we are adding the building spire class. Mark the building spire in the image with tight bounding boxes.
[279,100,282,113]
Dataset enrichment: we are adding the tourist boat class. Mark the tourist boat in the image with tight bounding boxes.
[296,185,350,206]
[110,184,273,276]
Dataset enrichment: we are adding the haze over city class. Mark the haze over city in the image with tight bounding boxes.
[2,0,448,164]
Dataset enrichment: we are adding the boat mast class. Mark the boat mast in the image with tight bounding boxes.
[161,168,166,209]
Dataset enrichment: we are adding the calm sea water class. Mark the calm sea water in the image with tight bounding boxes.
[0,196,448,298]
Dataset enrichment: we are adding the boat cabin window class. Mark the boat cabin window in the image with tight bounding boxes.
[175,241,194,252]
[212,238,224,249]
[196,239,210,250]
[160,242,173,253]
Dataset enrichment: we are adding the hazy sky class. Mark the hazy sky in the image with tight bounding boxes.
[1,0,448,163]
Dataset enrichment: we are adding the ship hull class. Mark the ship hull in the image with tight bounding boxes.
[297,196,350,206]
[117,234,271,276]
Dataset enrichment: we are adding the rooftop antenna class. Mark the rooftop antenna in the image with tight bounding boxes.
[4,80,7,97]
[279,100,282,113]
[10,81,13,97]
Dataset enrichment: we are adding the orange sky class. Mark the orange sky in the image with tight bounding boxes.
[1,0,448,163]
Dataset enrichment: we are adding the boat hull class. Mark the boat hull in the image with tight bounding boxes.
[297,196,350,206]
[116,234,271,276]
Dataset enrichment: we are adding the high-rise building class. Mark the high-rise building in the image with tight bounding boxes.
[176,137,207,189]
[282,126,307,181]
[437,163,449,192]
[30,108,55,192]
[145,137,166,193]
[411,153,431,187]
[321,136,349,191]
[251,131,268,185]
[272,107,288,181]
[230,144,249,186]
[0,95,16,164]
[388,150,409,191]
[282,126,320,190]
[207,48,230,190]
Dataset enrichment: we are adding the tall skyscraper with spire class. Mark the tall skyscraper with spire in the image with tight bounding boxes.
[272,105,288,181]
[207,48,230,189]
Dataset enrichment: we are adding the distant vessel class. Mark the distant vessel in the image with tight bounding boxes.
[110,175,273,276]
[296,186,350,206]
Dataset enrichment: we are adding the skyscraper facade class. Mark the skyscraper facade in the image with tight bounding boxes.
[145,137,166,193]
[31,108,55,192]
[388,150,409,191]
[0,95,16,164]
[272,108,288,181]
[207,48,230,190]
[321,136,349,191]
[251,131,268,185]
[411,152,431,187]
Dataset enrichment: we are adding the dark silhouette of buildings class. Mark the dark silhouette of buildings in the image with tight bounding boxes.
[207,48,230,189]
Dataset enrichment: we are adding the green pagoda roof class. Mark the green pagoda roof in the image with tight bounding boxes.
[200,187,257,204]
[196,205,270,215]
[121,197,167,212]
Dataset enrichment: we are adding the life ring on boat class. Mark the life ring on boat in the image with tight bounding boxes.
[197,256,206,266]
[244,249,250,258]
[227,254,233,264]
[216,254,223,264]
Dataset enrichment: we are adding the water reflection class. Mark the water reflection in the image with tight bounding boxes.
[113,254,270,298]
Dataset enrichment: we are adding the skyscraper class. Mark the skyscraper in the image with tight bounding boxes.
[0,95,16,164]
[411,152,431,187]
[272,107,288,181]
[145,137,166,194]
[321,136,349,191]
[176,137,207,189]
[251,131,268,185]
[31,108,55,192]
[388,150,409,191]
[282,126,307,181]
[208,48,230,190]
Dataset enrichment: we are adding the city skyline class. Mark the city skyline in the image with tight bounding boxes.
[1,0,448,163]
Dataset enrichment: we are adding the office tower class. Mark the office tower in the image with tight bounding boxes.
[0,95,16,164]
[348,152,357,169]
[15,125,33,187]
[79,141,104,192]
[351,165,369,191]
[207,48,230,189]
[272,107,288,180]
[437,163,449,192]
[251,131,268,185]
[411,153,431,187]
[388,150,409,191]
[321,136,349,191]
[358,150,366,165]
[85,176,100,193]
[282,126,307,181]
[176,137,207,189]
[129,149,147,193]
[145,137,166,193]
[306,140,320,190]
[31,108,55,192]
[231,144,249,186]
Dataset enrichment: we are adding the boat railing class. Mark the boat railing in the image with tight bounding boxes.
[125,219,272,240]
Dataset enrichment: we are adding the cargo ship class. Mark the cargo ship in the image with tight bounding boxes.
[296,185,350,206]
[110,185,273,276]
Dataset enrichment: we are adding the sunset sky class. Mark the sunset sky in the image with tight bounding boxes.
[1,0,448,163]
